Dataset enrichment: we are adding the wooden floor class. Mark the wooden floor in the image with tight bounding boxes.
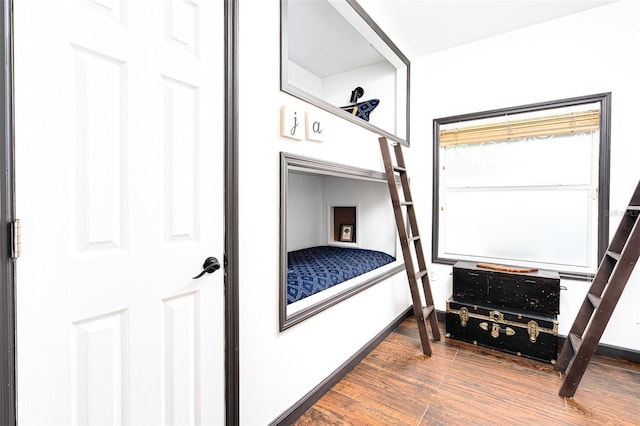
[295,316,640,425]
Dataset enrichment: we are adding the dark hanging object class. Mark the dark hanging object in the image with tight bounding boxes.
[350,86,364,103]
[341,86,379,122]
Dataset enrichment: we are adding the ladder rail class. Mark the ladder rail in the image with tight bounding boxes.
[379,136,441,356]
[555,256,614,371]
[391,144,438,317]
[556,179,640,397]
[558,200,640,370]
[559,220,640,367]
[557,223,632,366]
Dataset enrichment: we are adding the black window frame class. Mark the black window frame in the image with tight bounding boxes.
[432,93,611,280]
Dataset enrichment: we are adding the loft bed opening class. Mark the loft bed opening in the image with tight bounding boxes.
[280,152,404,330]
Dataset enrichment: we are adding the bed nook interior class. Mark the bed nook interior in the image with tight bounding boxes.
[281,0,410,145]
[280,152,404,330]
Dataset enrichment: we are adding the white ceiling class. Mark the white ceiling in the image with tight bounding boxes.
[360,0,618,59]
[286,0,617,80]
[286,1,618,88]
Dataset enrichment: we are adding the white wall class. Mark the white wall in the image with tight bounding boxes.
[238,2,411,424]
[287,173,396,255]
[409,0,640,350]
[288,60,323,98]
[287,172,324,251]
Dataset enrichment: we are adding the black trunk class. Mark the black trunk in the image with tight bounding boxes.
[452,261,561,315]
[446,299,558,364]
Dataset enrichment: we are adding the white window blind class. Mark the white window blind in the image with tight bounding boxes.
[439,109,600,147]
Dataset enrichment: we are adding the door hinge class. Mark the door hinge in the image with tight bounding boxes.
[10,219,21,259]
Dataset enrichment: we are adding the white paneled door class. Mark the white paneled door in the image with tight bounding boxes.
[14,0,225,424]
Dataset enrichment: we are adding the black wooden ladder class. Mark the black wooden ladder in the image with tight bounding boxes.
[555,178,640,397]
[378,136,441,355]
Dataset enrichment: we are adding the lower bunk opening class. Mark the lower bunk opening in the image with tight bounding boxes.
[280,152,404,329]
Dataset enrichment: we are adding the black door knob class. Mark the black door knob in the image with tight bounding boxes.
[192,256,221,279]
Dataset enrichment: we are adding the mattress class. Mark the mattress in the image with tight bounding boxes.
[287,245,396,304]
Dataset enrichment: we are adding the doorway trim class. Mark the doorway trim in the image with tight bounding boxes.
[224,0,240,425]
[0,0,15,424]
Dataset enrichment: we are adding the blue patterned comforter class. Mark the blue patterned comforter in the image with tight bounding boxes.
[287,246,396,304]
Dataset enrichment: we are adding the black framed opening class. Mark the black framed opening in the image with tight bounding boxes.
[432,93,611,280]
[280,152,404,330]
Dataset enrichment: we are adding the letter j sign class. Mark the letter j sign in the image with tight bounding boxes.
[280,105,304,140]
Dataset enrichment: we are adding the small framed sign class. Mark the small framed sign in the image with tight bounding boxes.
[305,111,324,142]
[339,224,355,242]
[280,105,304,140]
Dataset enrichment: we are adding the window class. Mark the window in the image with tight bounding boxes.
[432,93,611,279]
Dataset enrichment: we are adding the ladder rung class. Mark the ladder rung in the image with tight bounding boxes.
[408,235,420,243]
[423,305,435,318]
[606,250,621,261]
[400,201,413,206]
[627,206,640,211]
[587,292,601,309]
[393,166,406,173]
[568,333,583,353]
[415,270,428,280]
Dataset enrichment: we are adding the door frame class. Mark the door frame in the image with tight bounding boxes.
[0,0,16,424]
[0,1,241,424]
[224,0,240,425]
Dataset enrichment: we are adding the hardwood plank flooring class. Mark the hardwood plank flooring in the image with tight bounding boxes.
[294,317,640,425]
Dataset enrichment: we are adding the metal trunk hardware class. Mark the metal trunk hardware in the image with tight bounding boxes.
[527,320,540,342]
[479,321,515,338]
[489,310,504,321]
[459,307,469,326]
[447,304,557,336]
